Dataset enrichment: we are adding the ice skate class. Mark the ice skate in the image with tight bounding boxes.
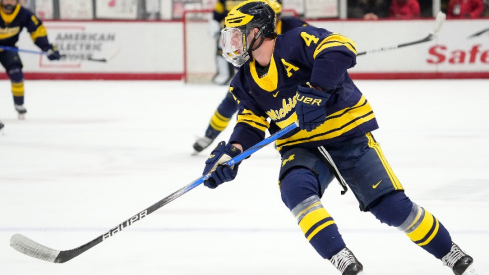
[192,136,215,154]
[0,121,4,131]
[330,247,366,275]
[442,243,478,275]
[15,104,27,120]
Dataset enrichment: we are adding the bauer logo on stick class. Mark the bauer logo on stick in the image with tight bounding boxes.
[102,210,148,240]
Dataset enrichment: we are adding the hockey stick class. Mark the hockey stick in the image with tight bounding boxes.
[0,45,67,59]
[10,121,299,263]
[0,46,106,63]
[468,27,489,39]
[357,11,446,56]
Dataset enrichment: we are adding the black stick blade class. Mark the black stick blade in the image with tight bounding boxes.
[87,57,107,62]
[10,234,60,263]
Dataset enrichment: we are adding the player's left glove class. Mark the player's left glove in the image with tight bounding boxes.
[202,141,241,189]
[45,44,61,61]
[295,84,331,132]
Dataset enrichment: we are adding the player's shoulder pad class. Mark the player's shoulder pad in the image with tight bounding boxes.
[277,26,332,49]
[281,16,309,28]
[280,25,331,39]
[18,5,34,16]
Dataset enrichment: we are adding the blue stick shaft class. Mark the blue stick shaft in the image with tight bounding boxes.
[0,45,46,55]
[225,121,298,165]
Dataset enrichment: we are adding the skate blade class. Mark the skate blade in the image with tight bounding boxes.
[18,114,26,120]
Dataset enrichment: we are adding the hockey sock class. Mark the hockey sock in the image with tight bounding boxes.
[216,91,238,118]
[370,191,452,259]
[12,82,24,105]
[206,109,230,138]
[8,67,24,105]
[206,94,237,139]
[280,168,346,259]
[204,124,222,140]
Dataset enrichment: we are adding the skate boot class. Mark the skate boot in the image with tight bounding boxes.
[330,247,366,275]
[442,243,478,275]
[15,104,27,120]
[0,121,4,130]
[193,136,215,154]
[193,127,221,154]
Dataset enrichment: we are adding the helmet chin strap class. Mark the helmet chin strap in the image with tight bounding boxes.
[247,29,265,60]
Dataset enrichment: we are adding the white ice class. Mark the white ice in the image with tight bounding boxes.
[1,79,488,275]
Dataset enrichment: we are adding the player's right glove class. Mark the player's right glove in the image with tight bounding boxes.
[202,141,241,189]
[45,44,61,61]
[295,83,331,132]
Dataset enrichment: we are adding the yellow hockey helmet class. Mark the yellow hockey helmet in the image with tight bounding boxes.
[221,0,276,66]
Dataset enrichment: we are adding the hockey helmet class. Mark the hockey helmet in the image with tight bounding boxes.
[220,0,276,67]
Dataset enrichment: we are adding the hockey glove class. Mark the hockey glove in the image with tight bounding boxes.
[202,141,241,189]
[45,44,61,61]
[295,84,330,132]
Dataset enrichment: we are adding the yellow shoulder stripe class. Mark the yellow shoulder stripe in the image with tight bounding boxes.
[30,25,47,41]
[313,33,357,59]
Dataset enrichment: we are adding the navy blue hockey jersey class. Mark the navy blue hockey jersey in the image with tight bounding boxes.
[277,16,308,35]
[228,26,378,154]
[0,4,51,50]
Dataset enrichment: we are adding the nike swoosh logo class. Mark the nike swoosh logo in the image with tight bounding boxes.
[273,92,279,97]
[372,180,382,189]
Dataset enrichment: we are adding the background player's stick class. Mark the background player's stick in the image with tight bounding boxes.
[0,46,105,62]
[468,27,489,38]
[0,46,67,59]
[10,122,299,263]
[357,11,446,56]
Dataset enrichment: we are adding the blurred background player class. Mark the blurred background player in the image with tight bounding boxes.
[209,0,243,85]
[193,0,308,153]
[388,0,421,19]
[446,0,484,18]
[0,0,61,120]
[347,0,389,20]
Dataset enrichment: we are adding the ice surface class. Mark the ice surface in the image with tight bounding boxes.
[1,79,488,275]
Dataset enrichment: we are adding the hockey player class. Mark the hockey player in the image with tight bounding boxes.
[201,1,478,274]
[0,0,61,119]
[193,0,308,153]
